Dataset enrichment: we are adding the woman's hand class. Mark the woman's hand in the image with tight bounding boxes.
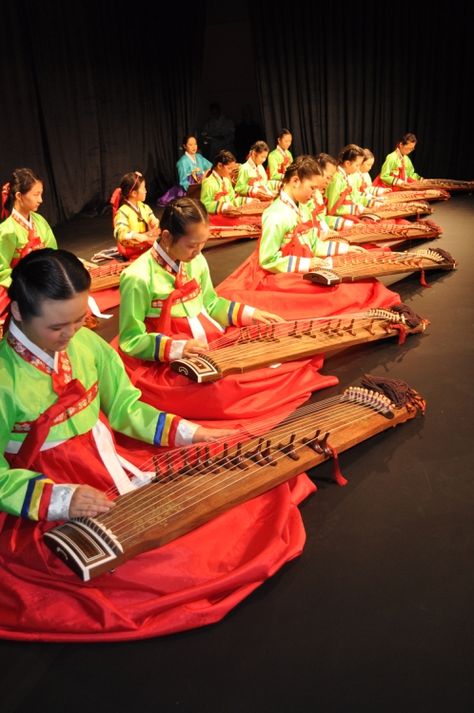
[146,226,161,239]
[183,339,208,358]
[193,426,236,442]
[69,485,114,519]
[255,191,273,202]
[252,308,285,324]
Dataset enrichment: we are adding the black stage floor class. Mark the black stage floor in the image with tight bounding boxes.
[1,198,473,713]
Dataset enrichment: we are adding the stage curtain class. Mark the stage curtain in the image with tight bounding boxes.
[249,3,474,179]
[0,1,206,225]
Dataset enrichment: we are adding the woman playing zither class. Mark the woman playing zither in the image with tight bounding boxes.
[117,197,336,423]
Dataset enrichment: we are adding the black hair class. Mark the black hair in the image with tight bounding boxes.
[8,248,91,320]
[3,168,42,212]
[338,144,365,164]
[212,149,237,169]
[282,155,322,184]
[316,152,338,170]
[399,133,417,145]
[277,128,292,141]
[118,171,144,200]
[160,197,208,244]
[182,134,198,148]
[249,140,269,154]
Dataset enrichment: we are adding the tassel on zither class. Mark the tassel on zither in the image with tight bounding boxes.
[328,445,348,487]
[392,323,408,345]
[419,269,431,288]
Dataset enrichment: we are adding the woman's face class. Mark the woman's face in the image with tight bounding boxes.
[132,179,147,202]
[399,141,416,156]
[361,158,374,173]
[278,134,292,151]
[289,175,321,204]
[162,221,209,263]
[343,157,364,175]
[185,137,198,154]
[321,163,337,189]
[218,161,236,178]
[252,151,268,166]
[12,291,89,353]
[15,180,43,214]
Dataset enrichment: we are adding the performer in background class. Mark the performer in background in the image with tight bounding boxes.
[118,197,336,422]
[267,129,293,181]
[325,145,382,230]
[352,149,391,198]
[234,141,280,200]
[177,134,212,192]
[0,248,313,642]
[199,150,263,232]
[0,168,56,321]
[110,171,160,260]
[217,155,399,319]
[373,133,422,189]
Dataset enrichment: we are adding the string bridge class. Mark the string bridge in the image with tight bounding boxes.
[302,429,331,455]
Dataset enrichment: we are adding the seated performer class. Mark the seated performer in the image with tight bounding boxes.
[303,153,340,237]
[118,196,336,422]
[267,129,293,182]
[325,145,382,230]
[200,149,258,223]
[234,141,280,200]
[0,247,315,642]
[373,133,423,189]
[353,149,391,198]
[0,168,56,321]
[217,155,400,319]
[110,171,160,260]
[177,134,212,192]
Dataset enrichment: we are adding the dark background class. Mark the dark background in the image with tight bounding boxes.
[1,1,473,225]
[1,4,474,712]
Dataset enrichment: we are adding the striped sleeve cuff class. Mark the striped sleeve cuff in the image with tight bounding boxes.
[154,334,172,361]
[227,301,246,325]
[21,474,55,521]
[218,200,231,213]
[154,413,182,447]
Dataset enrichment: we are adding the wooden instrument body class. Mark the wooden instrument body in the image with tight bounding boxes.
[383,189,450,203]
[400,179,474,193]
[303,249,456,286]
[81,259,130,291]
[237,202,268,216]
[339,220,441,245]
[372,201,432,219]
[208,224,261,241]
[44,386,422,581]
[170,310,426,383]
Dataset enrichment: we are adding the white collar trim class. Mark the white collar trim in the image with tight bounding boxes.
[153,240,180,273]
[10,320,56,369]
[279,190,300,213]
[12,208,33,229]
